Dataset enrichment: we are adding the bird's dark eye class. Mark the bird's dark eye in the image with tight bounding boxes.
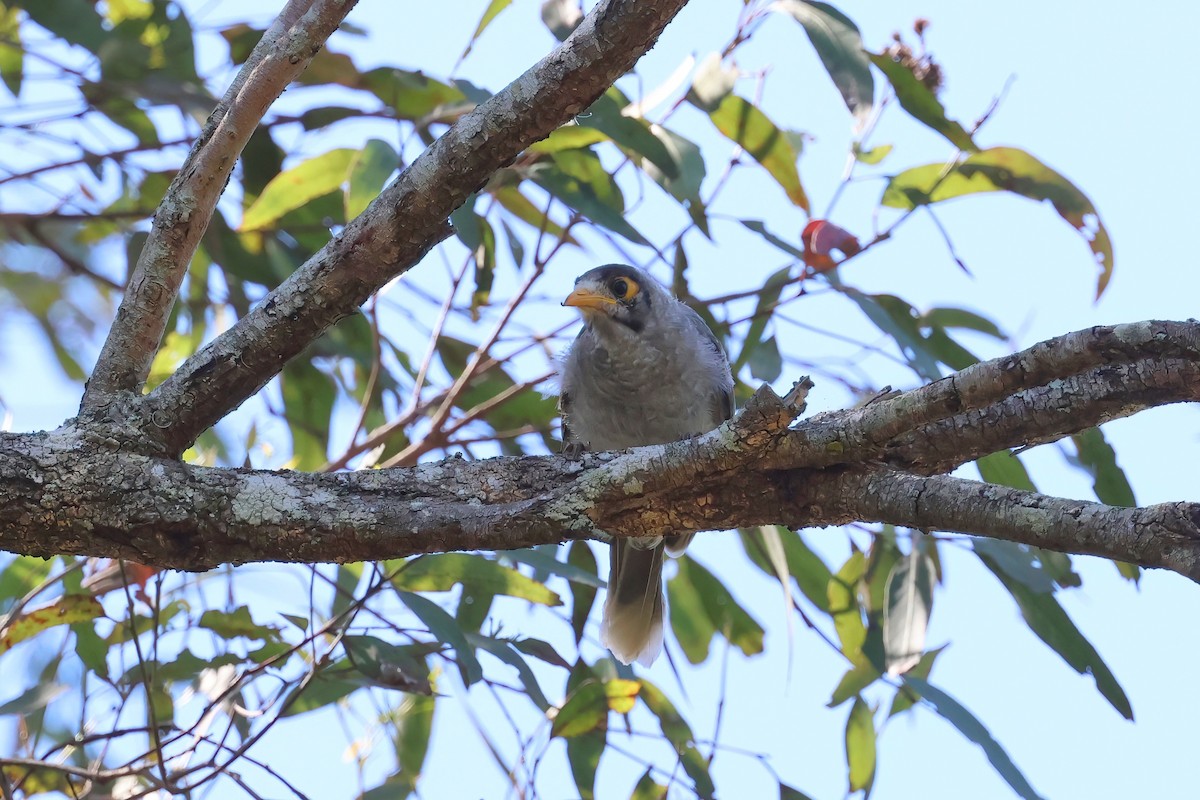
[610,276,639,301]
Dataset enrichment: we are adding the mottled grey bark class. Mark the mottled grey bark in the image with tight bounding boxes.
[4,324,1199,580]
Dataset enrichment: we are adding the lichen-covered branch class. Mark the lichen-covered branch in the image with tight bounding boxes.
[82,0,355,408]
[773,320,1200,472]
[144,0,693,456]
[843,469,1200,581]
[2,327,1198,581]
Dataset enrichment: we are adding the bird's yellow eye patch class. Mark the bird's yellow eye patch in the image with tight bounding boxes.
[610,276,639,301]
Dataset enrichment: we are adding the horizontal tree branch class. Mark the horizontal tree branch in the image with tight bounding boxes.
[2,325,1198,580]
[143,0,693,456]
[82,0,353,408]
[0,384,799,569]
[844,469,1200,581]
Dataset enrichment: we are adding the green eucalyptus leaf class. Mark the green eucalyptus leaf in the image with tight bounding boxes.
[568,542,600,645]
[345,139,399,219]
[198,606,281,642]
[282,673,360,717]
[360,66,468,121]
[779,783,818,800]
[1069,427,1136,508]
[708,94,809,210]
[640,125,709,234]
[552,677,639,737]
[828,662,878,708]
[22,0,106,54]
[280,361,335,470]
[83,85,160,145]
[393,553,562,606]
[512,637,571,669]
[978,559,1132,719]
[734,266,792,374]
[845,696,876,794]
[631,768,669,800]
[435,335,557,430]
[828,550,867,661]
[469,634,550,709]
[671,556,765,660]
[527,125,609,154]
[580,90,679,179]
[921,307,1004,338]
[841,290,942,380]
[241,148,356,232]
[973,539,1055,594]
[0,556,54,609]
[299,105,363,130]
[0,4,23,97]
[395,693,436,793]
[903,677,1046,800]
[882,147,1114,297]
[531,149,648,245]
[887,646,944,717]
[343,635,433,695]
[463,0,514,58]
[0,682,66,717]
[976,449,1037,491]
[868,50,977,153]
[567,730,606,800]
[853,143,892,165]
[748,334,783,381]
[398,590,483,686]
[666,556,718,664]
[638,680,715,799]
[773,0,874,122]
[363,693,436,796]
[491,185,576,243]
[504,547,605,589]
[739,219,806,260]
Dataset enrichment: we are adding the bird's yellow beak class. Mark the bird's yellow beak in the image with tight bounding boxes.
[562,287,616,310]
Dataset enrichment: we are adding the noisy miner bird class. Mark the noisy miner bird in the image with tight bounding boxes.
[559,265,734,666]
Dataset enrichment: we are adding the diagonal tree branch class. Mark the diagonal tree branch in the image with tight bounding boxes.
[81,0,355,409]
[143,0,693,456]
[2,321,1198,581]
[884,357,1199,473]
[773,320,1200,471]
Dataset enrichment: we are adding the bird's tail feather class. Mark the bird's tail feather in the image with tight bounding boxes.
[663,532,693,557]
[601,539,665,667]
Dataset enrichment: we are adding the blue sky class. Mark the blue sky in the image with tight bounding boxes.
[2,1,1198,798]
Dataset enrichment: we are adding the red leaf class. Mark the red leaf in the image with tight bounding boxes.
[82,560,159,600]
[802,219,860,272]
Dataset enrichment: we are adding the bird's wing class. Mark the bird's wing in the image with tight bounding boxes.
[558,390,581,453]
[558,334,584,453]
[681,303,735,424]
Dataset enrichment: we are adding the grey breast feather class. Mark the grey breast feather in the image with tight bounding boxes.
[560,297,732,452]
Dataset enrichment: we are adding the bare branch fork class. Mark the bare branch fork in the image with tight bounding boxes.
[76,0,695,455]
[82,0,351,408]
[2,321,1198,580]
